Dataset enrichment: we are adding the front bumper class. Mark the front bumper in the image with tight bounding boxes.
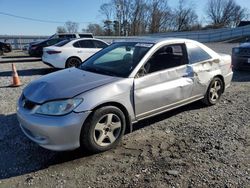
[17,106,91,151]
[232,55,250,70]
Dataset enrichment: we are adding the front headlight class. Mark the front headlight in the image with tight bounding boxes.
[36,98,83,115]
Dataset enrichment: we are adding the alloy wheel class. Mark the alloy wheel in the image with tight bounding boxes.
[209,80,222,103]
[93,113,122,147]
[67,58,80,68]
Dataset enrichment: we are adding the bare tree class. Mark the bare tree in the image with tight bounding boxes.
[56,26,67,33]
[100,0,171,35]
[172,0,198,31]
[99,3,115,35]
[206,0,247,28]
[83,24,104,35]
[113,20,119,35]
[148,0,171,33]
[130,0,149,35]
[103,20,113,35]
[99,0,199,35]
[112,0,133,36]
[99,3,114,21]
[65,21,79,33]
[231,5,248,27]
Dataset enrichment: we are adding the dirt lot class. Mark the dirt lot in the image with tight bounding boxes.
[0,43,249,188]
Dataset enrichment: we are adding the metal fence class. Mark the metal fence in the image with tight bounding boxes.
[148,25,250,42]
[1,25,250,49]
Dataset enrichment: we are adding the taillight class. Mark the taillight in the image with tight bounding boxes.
[46,50,61,54]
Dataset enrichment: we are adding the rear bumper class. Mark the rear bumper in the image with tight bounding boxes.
[42,55,66,69]
[224,71,233,90]
[42,61,56,68]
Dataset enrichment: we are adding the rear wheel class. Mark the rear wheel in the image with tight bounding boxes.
[202,77,223,105]
[80,106,126,153]
[65,57,81,68]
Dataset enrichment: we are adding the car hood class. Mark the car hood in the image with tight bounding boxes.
[239,42,250,48]
[23,68,121,104]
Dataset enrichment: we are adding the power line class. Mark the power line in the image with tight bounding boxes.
[0,11,92,24]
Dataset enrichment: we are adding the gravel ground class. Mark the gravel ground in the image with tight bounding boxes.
[0,43,249,188]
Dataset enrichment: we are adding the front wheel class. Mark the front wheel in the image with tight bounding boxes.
[80,106,126,153]
[202,77,224,105]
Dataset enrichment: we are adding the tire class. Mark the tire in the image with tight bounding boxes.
[65,57,81,68]
[0,49,3,56]
[80,106,126,153]
[202,77,224,106]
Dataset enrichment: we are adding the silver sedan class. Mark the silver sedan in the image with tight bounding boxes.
[17,38,233,153]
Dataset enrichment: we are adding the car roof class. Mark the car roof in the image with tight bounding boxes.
[239,42,250,48]
[57,32,93,35]
[113,37,191,44]
[68,38,107,43]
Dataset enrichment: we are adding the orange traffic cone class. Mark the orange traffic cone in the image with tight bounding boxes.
[11,63,22,87]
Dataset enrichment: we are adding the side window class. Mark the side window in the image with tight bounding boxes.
[78,40,95,48]
[79,34,93,38]
[46,39,60,46]
[137,43,187,76]
[186,43,212,64]
[59,34,76,38]
[93,40,108,48]
[73,41,80,48]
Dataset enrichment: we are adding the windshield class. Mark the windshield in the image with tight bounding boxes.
[79,42,154,77]
[48,34,56,40]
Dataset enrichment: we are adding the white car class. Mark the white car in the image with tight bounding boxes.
[42,38,108,68]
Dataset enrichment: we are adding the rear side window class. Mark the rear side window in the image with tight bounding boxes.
[78,40,95,48]
[73,41,80,48]
[79,34,93,38]
[186,43,212,64]
[93,40,108,48]
[58,34,76,38]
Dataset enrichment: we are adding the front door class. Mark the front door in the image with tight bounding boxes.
[134,43,194,119]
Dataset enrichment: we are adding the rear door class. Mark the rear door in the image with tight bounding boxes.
[185,42,215,96]
[74,40,99,61]
[134,43,194,119]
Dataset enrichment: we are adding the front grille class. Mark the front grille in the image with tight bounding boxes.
[239,48,250,56]
[22,95,36,110]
